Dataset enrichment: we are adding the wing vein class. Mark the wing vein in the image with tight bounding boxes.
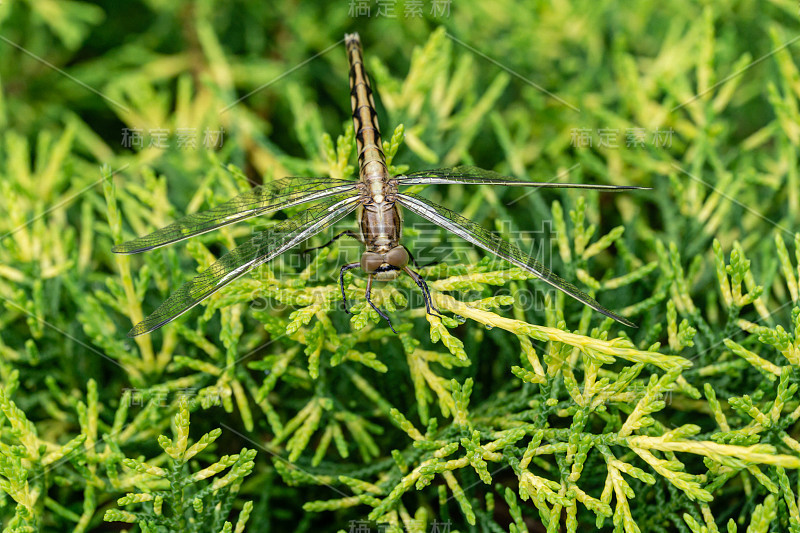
[128,194,361,336]
[396,192,635,327]
[397,165,647,190]
[113,178,358,254]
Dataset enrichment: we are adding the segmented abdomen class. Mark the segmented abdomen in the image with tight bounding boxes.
[345,33,388,181]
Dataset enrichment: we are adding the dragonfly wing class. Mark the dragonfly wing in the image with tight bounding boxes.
[396,166,646,190]
[113,177,358,254]
[127,194,361,336]
[396,192,635,327]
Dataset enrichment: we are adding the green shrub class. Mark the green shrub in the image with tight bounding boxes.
[1,1,799,531]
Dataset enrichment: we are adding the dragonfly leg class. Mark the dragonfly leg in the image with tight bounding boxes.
[405,246,440,269]
[302,230,362,255]
[365,274,397,333]
[402,266,443,319]
[339,262,361,314]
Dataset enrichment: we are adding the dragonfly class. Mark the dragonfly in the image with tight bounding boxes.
[113,32,645,336]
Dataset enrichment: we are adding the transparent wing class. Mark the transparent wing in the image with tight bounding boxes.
[396,192,635,327]
[113,177,358,254]
[127,194,361,336]
[397,166,647,190]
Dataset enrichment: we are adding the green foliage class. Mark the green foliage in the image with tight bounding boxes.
[104,399,255,532]
[1,0,800,532]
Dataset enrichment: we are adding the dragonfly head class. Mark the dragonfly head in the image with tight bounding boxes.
[361,246,409,280]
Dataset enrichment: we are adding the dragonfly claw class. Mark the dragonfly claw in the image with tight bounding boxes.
[366,274,398,334]
[339,262,361,317]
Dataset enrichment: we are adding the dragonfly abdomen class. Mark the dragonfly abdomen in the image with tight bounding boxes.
[345,32,388,183]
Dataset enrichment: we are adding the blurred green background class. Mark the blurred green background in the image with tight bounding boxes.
[2,0,800,531]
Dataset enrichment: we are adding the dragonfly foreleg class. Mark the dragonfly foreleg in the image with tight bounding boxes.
[402,265,443,319]
[366,274,397,333]
[302,230,363,255]
[339,262,361,314]
[404,246,440,269]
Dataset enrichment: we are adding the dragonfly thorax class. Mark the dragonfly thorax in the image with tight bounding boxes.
[358,187,402,246]
[366,176,387,202]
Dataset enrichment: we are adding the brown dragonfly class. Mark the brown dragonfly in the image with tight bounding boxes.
[113,33,644,336]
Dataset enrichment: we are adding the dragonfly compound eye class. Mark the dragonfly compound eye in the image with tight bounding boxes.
[384,246,409,268]
[360,252,385,273]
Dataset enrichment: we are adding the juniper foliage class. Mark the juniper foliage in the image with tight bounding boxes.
[0,1,799,532]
